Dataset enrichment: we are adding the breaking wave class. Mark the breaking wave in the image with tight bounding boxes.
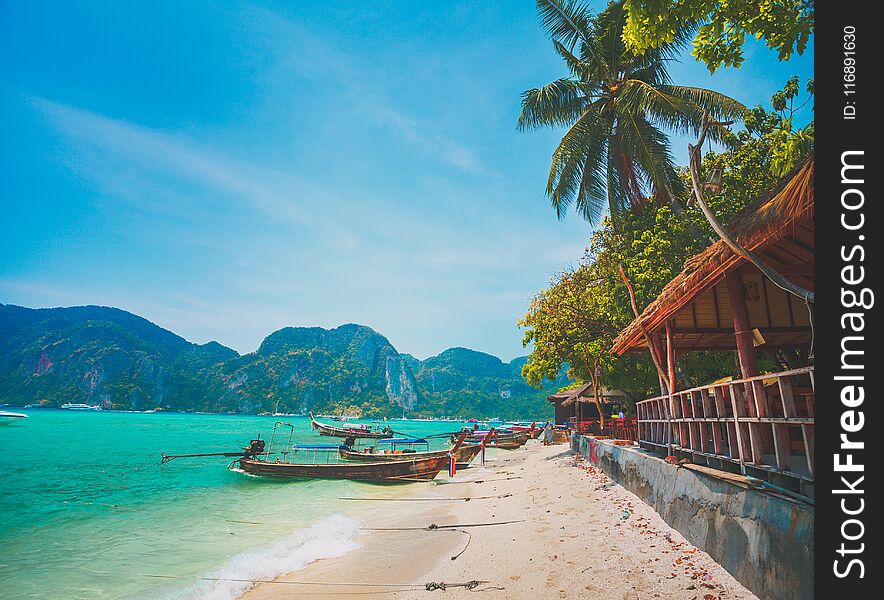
[181,514,362,600]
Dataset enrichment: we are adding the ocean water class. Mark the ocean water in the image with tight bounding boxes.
[0,411,466,599]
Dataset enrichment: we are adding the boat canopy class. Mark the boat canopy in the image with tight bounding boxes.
[291,444,344,450]
[378,438,427,444]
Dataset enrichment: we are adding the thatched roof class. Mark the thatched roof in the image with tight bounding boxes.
[548,384,623,407]
[611,157,814,355]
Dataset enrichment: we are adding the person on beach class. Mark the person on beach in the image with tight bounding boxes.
[541,421,553,445]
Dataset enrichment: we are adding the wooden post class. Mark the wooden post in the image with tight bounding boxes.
[725,272,776,466]
[725,272,759,379]
[665,320,677,456]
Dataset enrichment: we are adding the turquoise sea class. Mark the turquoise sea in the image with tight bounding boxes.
[0,411,468,600]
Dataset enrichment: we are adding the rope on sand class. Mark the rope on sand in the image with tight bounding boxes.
[362,519,525,531]
[221,519,524,529]
[338,493,512,502]
[432,476,523,485]
[137,572,491,592]
[361,520,525,561]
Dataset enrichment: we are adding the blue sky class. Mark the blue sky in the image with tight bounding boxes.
[0,1,813,361]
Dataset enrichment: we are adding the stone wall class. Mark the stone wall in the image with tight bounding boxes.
[572,434,813,600]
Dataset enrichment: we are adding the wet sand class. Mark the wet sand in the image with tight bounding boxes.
[241,442,758,599]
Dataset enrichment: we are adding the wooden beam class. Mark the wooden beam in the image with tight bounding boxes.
[665,320,677,454]
[725,272,760,379]
[761,277,774,328]
[670,326,812,335]
[726,271,772,464]
[739,258,814,276]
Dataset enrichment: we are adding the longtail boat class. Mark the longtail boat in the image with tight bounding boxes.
[233,431,469,482]
[475,437,524,450]
[309,412,393,439]
[454,428,530,450]
[453,429,530,445]
[236,453,448,481]
[339,437,483,469]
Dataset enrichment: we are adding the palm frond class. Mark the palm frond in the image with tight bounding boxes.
[627,45,673,85]
[661,85,748,123]
[519,78,595,131]
[536,0,594,50]
[615,79,702,133]
[588,0,635,79]
[547,101,610,221]
[607,135,642,215]
[613,112,677,198]
[552,40,590,79]
[576,153,611,224]
[654,20,701,60]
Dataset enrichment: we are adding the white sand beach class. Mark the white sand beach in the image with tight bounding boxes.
[240,441,758,599]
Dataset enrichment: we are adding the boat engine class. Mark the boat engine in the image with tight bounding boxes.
[244,438,266,456]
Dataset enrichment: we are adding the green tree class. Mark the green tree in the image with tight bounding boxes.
[519,250,658,422]
[622,0,814,73]
[520,77,813,406]
[520,0,745,225]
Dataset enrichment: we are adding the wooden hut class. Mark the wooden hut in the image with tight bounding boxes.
[611,158,814,494]
[547,384,626,424]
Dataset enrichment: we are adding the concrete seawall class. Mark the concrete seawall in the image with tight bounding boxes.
[572,434,813,600]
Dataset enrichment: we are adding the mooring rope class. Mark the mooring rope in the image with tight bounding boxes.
[361,519,525,531]
[338,493,512,502]
[136,573,489,592]
[432,476,522,485]
[221,519,524,529]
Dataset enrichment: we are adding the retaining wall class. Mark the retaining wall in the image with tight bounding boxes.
[572,434,813,600]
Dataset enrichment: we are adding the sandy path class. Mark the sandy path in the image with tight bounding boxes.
[241,442,758,599]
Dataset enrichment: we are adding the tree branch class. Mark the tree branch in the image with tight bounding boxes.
[688,114,814,304]
[618,266,669,392]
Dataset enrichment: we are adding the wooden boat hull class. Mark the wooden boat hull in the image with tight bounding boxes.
[316,425,389,439]
[454,432,529,447]
[236,455,449,482]
[470,439,524,450]
[310,414,391,439]
[339,444,482,468]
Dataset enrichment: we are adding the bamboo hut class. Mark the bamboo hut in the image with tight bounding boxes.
[547,384,627,425]
[611,158,814,495]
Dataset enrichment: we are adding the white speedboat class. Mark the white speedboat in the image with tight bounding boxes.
[60,403,101,411]
[0,411,29,424]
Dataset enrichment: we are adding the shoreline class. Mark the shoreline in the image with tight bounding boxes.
[238,442,759,599]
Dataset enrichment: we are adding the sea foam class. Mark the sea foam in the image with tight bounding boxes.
[182,514,362,600]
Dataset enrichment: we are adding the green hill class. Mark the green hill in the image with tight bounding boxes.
[412,348,569,418]
[0,304,566,418]
[210,324,419,417]
[0,304,236,411]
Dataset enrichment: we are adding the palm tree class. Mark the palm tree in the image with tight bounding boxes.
[520,0,746,225]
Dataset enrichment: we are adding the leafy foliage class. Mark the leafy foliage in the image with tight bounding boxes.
[622,0,814,73]
[519,77,814,406]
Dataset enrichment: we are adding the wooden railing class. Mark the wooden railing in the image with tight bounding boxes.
[571,417,638,443]
[635,367,814,481]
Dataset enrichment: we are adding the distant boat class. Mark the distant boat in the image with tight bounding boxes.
[23,403,44,409]
[309,412,393,439]
[60,403,101,411]
[339,438,482,469]
[0,411,29,424]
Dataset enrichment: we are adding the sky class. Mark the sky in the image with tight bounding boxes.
[0,1,813,361]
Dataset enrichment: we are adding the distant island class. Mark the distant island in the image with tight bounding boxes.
[0,304,569,418]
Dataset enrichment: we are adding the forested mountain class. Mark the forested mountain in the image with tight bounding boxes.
[0,304,567,418]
